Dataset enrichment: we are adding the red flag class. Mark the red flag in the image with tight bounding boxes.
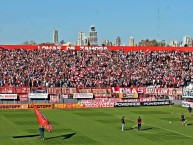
[33,105,53,132]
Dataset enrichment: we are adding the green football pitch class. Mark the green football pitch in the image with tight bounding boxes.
[0,105,193,145]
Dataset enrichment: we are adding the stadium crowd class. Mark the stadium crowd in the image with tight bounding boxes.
[0,48,193,88]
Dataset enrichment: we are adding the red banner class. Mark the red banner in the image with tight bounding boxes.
[47,88,62,94]
[16,87,30,94]
[18,94,28,102]
[62,88,77,94]
[112,87,144,94]
[77,88,92,93]
[50,95,59,103]
[1,45,193,52]
[0,87,15,93]
[92,89,112,98]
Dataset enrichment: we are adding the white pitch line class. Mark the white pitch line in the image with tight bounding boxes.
[169,106,188,112]
[137,131,179,136]
[131,126,180,136]
[144,123,193,139]
[115,115,193,139]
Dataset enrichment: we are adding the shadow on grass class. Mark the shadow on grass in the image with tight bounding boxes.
[141,127,153,131]
[125,127,134,131]
[187,123,192,126]
[12,134,40,138]
[124,127,153,131]
[45,132,76,140]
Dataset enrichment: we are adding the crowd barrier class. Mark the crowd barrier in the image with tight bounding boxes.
[0,87,182,102]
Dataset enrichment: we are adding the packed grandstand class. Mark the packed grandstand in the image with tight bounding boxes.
[0,45,192,106]
[0,45,193,88]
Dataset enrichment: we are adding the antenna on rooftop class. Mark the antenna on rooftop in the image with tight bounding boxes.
[157,0,160,42]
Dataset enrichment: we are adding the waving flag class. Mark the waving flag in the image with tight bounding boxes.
[33,105,53,132]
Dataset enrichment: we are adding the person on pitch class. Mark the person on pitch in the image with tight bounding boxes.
[121,116,125,131]
[39,126,45,140]
[137,116,142,131]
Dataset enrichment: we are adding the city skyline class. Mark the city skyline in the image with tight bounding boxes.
[0,0,193,44]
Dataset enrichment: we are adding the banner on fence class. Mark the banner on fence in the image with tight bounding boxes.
[112,87,144,94]
[31,87,46,93]
[92,89,112,98]
[141,101,172,106]
[61,94,68,99]
[47,88,62,94]
[27,104,52,109]
[54,103,85,109]
[50,95,59,103]
[28,93,48,98]
[82,102,114,108]
[0,104,21,109]
[16,87,30,94]
[18,94,28,102]
[114,102,140,107]
[182,101,193,108]
[144,87,158,94]
[77,88,92,93]
[0,94,17,99]
[62,88,77,94]
[0,87,15,93]
[119,93,138,99]
[182,88,193,98]
[73,93,93,99]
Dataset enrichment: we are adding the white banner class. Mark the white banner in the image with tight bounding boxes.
[182,89,193,98]
[83,102,114,108]
[28,93,48,98]
[0,94,17,99]
[61,94,68,99]
[182,101,193,108]
[73,93,93,99]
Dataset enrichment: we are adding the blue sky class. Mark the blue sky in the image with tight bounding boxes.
[0,0,193,45]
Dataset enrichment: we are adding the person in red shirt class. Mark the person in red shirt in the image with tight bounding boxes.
[137,116,142,131]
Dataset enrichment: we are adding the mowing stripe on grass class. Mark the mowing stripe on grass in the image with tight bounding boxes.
[114,115,193,139]
[131,126,180,136]
[144,122,193,139]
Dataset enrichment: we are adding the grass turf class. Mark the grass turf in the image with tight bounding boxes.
[0,105,193,145]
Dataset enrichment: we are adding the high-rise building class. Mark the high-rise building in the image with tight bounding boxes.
[169,40,178,47]
[183,35,190,46]
[102,39,107,46]
[101,39,113,46]
[77,32,85,46]
[53,29,59,44]
[84,37,88,46]
[88,26,98,46]
[190,39,193,46]
[129,36,135,46]
[115,36,121,46]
